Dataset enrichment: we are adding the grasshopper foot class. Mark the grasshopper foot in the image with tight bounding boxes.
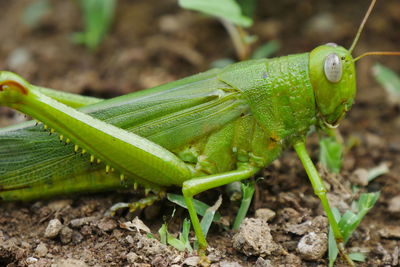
[106,191,165,216]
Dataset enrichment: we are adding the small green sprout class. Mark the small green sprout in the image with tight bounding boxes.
[165,194,222,250]
[232,181,255,230]
[319,136,343,174]
[158,218,193,252]
[179,0,279,61]
[178,0,253,27]
[373,63,400,105]
[251,40,281,59]
[21,0,52,28]
[167,193,221,222]
[73,0,116,51]
[328,192,380,266]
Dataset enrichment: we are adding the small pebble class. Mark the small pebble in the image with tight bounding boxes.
[52,259,88,267]
[183,256,199,266]
[97,217,117,232]
[7,47,32,69]
[120,217,151,233]
[297,232,328,260]
[351,168,369,186]
[220,261,243,267]
[47,200,72,212]
[69,216,97,228]
[35,242,48,257]
[232,218,279,256]
[151,255,169,267]
[26,257,38,264]
[379,226,400,239]
[21,241,31,249]
[126,252,139,264]
[60,226,73,244]
[44,219,63,239]
[286,216,328,235]
[255,257,273,267]
[255,208,276,222]
[388,196,400,213]
[72,231,83,244]
[80,225,92,236]
[125,235,134,244]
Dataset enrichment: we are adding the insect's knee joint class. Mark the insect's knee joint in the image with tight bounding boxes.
[0,80,28,95]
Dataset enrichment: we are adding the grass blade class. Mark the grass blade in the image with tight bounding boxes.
[319,136,343,173]
[194,195,222,250]
[200,195,222,237]
[328,208,341,267]
[179,218,193,252]
[367,163,389,182]
[349,252,366,262]
[232,181,255,230]
[178,0,253,27]
[167,193,221,222]
[73,0,116,50]
[328,193,380,266]
[251,40,280,59]
[158,223,168,245]
[373,63,400,105]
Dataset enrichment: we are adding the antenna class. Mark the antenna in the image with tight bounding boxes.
[354,51,400,62]
[349,0,377,54]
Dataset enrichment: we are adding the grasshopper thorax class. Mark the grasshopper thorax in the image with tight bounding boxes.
[309,44,356,128]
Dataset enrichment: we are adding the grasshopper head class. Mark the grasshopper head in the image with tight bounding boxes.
[309,44,356,128]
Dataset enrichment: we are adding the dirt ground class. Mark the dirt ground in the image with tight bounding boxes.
[1,0,400,266]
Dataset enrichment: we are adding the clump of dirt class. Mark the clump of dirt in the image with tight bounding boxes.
[1,0,400,266]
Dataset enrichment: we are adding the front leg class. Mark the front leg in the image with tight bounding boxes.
[0,71,191,188]
[293,141,355,267]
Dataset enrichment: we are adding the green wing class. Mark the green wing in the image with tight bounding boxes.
[0,68,249,200]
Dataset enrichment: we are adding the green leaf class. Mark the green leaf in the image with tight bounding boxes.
[328,193,379,266]
[357,192,380,214]
[21,0,51,28]
[178,0,253,27]
[73,0,116,50]
[232,181,255,230]
[236,0,258,19]
[251,40,280,59]
[195,195,222,250]
[167,193,221,222]
[373,63,400,105]
[339,192,380,242]
[167,234,186,251]
[158,223,168,245]
[328,208,341,267]
[349,252,366,262]
[200,195,222,237]
[319,136,343,173]
[367,163,389,182]
[157,220,192,252]
[179,218,193,252]
[146,233,154,239]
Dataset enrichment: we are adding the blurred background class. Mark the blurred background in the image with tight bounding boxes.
[0,0,398,104]
[1,0,400,266]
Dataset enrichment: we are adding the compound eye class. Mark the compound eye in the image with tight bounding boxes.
[324,53,342,83]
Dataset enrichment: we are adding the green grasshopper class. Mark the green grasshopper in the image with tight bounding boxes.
[0,0,398,264]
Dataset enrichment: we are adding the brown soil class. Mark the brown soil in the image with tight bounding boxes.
[1,0,400,266]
